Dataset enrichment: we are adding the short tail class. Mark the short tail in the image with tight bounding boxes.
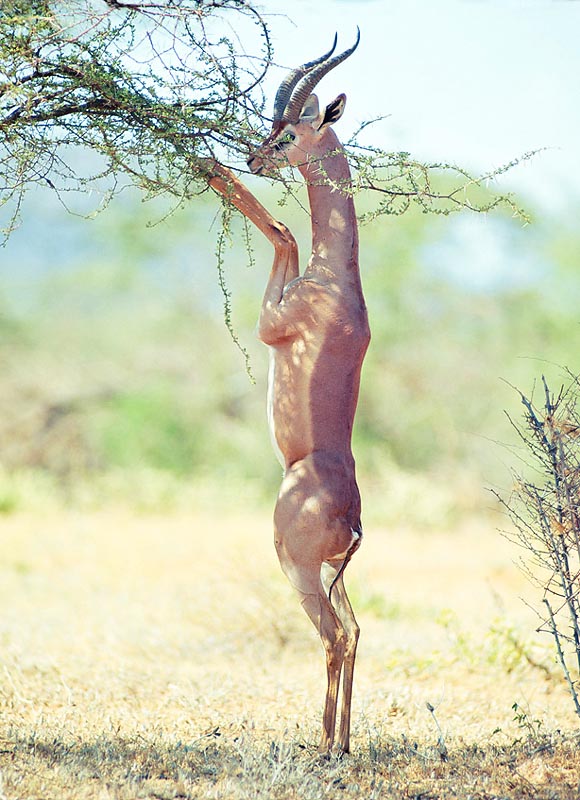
[328,525,362,604]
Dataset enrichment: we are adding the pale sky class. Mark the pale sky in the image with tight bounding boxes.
[251,0,580,213]
[2,0,578,291]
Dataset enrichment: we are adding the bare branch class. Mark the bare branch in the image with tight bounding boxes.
[498,373,580,718]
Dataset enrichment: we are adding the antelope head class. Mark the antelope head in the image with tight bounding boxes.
[247,30,360,176]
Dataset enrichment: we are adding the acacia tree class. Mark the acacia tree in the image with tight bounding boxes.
[1,0,531,242]
[0,0,275,233]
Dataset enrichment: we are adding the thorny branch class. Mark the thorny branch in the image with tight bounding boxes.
[494,372,580,717]
[0,0,273,236]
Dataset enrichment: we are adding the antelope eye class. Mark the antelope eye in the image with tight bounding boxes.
[274,131,296,150]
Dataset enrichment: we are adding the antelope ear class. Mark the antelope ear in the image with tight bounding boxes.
[319,93,346,130]
[298,94,322,125]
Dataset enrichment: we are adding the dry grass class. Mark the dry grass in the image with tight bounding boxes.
[1,508,579,799]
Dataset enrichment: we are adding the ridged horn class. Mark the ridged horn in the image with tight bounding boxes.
[272,34,338,122]
[273,33,338,122]
[282,28,360,123]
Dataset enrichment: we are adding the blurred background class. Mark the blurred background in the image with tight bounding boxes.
[0,0,579,523]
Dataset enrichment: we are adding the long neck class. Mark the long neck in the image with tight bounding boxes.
[298,130,359,286]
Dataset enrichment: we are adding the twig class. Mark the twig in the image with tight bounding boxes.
[425,702,448,761]
[543,598,580,716]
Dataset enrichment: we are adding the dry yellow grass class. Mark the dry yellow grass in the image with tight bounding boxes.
[1,508,579,799]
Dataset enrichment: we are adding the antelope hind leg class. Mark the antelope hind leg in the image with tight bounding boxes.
[298,586,346,753]
[323,566,360,754]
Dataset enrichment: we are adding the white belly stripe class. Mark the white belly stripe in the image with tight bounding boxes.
[267,348,285,468]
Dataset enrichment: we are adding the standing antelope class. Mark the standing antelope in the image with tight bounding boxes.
[208,31,369,754]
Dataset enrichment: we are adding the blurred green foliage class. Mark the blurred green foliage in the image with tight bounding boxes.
[1,183,579,520]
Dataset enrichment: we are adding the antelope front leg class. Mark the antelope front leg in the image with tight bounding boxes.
[206,162,299,269]
[206,161,300,336]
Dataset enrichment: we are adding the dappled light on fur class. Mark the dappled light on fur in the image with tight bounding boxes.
[209,36,369,753]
